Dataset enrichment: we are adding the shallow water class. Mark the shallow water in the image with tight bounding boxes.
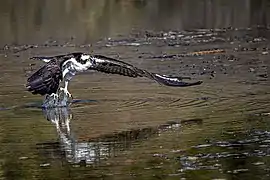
[1,0,270,179]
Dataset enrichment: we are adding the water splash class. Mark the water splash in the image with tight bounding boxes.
[42,89,72,108]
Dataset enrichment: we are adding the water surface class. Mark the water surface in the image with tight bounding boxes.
[1,0,270,179]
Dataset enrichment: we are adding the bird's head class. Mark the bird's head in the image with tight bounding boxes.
[78,53,91,64]
[74,53,93,70]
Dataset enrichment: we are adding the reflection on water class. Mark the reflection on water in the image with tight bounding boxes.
[34,106,270,179]
[39,107,201,165]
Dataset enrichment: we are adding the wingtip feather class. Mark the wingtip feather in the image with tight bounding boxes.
[154,74,203,87]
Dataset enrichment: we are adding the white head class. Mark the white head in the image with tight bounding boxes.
[78,53,91,66]
[81,54,90,61]
[77,53,92,70]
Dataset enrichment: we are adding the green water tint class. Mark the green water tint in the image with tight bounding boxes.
[1,102,270,179]
[1,43,270,180]
[1,0,270,179]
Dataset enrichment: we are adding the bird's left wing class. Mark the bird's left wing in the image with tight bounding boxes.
[30,56,60,63]
[88,55,202,87]
[30,52,84,63]
[26,60,62,95]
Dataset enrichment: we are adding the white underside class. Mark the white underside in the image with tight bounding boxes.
[43,58,93,108]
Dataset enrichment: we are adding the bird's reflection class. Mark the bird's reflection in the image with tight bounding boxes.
[41,107,107,164]
[39,107,202,165]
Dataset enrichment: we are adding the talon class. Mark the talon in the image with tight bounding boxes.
[60,87,72,99]
[67,91,73,99]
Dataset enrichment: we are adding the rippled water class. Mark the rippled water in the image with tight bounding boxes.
[1,1,270,180]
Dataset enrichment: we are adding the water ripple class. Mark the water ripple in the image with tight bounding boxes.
[175,130,270,173]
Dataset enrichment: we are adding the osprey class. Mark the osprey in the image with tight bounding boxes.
[26,52,202,107]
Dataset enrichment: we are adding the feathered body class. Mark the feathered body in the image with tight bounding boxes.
[26,52,202,107]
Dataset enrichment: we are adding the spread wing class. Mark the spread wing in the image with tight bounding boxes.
[26,60,62,95]
[30,52,82,63]
[89,55,202,87]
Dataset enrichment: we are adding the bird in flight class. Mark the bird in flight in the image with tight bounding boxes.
[26,52,202,107]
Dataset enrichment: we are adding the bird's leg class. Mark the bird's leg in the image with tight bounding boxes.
[60,80,72,99]
[51,93,59,106]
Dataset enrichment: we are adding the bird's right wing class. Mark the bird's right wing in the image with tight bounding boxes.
[89,55,154,78]
[151,74,203,87]
[26,60,62,95]
[89,55,202,87]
